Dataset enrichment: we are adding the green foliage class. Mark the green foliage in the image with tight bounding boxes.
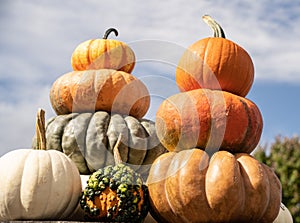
[254,135,300,223]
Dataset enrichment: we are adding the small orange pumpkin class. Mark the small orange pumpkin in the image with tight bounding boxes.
[50,69,150,118]
[155,88,263,154]
[71,28,135,73]
[176,15,254,97]
[147,149,282,223]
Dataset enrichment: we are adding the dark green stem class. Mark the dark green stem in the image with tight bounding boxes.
[103,28,119,39]
[202,15,226,38]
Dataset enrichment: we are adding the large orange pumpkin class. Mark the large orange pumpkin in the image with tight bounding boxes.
[50,69,150,118]
[155,88,262,154]
[71,28,135,73]
[147,149,282,223]
[176,15,254,97]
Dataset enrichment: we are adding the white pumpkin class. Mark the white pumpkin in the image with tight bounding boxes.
[273,203,293,223]
[0,149,82,220]
[80,174,90,188]
[67,174,91,221]
[0,109,82,220]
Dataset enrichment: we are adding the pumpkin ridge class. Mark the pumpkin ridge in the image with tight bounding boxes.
[87,39,96,69]
[15,150,32,219]
[164,163,178,220]
[106,113,129,165]
[85,111,111,172]
[239,98,263,153]
[235,97,252,152]
[49,151,68,218]
[39,151,54,217]
[61,113,92,174]
[45,113,78,152]
[201,39,210,88]
[82,114,96,165]
[59,153,81,219]
[120,42,134,73]
[124,116,148,167]
[204,89,225,154]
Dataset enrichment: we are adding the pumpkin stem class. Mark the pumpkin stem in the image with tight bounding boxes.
[202,15,226,38]
[35,108,47,150]
[103,28,119,39]
[113,133,123,165]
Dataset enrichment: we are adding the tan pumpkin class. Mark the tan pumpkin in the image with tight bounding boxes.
[155,88,263,154]
[0,109,82,220]
[147,149,282,223]
[71,28,135,73]
[49,69,150,118]
[176,15,254,97]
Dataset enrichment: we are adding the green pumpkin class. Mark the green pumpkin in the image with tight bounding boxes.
[80,163,149,222]
[32,111,166,178]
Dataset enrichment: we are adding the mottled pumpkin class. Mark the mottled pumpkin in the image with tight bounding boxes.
[147,149,282,223]
[49,69,150,118]
[32,111,167,178]
[176,15,254,97]
[79,135,149,222]
[155,88,263,154]
[71,28,135,73]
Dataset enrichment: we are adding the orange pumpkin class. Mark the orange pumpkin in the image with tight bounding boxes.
[71,28,135,73]
[176,15,254,97]
[50,69,150,118]
[155,88,262,154]
[147,149,282,223]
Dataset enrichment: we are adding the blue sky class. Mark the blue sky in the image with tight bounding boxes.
[0,0,299,156]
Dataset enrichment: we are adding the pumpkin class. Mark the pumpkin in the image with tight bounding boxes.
[49,69,150,118]
[32,110,167,178]
[71,28,135,73]
[176,15,254,97]
[147,149,282,223]
[155,88,263,154]
[0,109,82,220]
[273,203,293,223]
[79,134,149,222]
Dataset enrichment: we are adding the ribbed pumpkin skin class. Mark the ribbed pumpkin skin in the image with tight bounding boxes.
[71,39,135,73]
[32,111,167,177]
[49,69,150,118]
[176,37,254,97]
[147,149,281,223]
[155,89,263,153]
[0,149,81,220]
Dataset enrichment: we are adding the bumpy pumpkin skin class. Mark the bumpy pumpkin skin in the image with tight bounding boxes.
[80,164,149,222]
[155,88,263,154]
[71,36,135,73]
[0,149,82,220]
[32,111,167,178]
[147,149,282,223]
[49,69,150,118]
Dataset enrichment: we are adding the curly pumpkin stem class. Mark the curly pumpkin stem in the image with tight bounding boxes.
[36,108,46,150]
[113,133,123,164]
[103,28,119,39]
[202,15,226,38]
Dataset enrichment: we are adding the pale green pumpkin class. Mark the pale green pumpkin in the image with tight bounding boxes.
[32,111,167,178]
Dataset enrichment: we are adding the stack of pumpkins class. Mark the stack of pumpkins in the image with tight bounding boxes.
[33,28,167,179]
[147,15,282,223]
